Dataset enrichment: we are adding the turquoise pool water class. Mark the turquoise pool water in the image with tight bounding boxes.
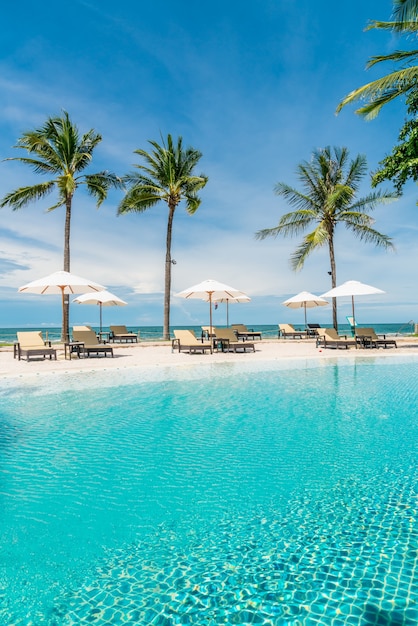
[0,357,417,625]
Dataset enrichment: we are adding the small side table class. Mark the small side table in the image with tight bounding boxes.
[355,335,377,349]
[213,338,229,353]
[65,341,84,359]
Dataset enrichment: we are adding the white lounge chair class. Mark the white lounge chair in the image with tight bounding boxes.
[72,328,114,357]
[355,327,397,349]
[230,324,262,340]
[109,325,139,343]
[15,331,57,361]
[278,324,307,339]
[316,328,357,349]
[213,328,255,352]
[172,330,212,354]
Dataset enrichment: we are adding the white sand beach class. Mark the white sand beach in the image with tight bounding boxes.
[2,336,418,380]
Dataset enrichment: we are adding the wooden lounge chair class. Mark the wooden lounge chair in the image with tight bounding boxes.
[355,328,397,349]
[72,329,114,357]
[109,325,139,343]
[306,323,321,337]
[201,326,216,341]
[230,324,262,340]
[316,328,357,350]
[15,331,57,361]
[73,325,96,336]
[213,328,255,353]
[172,330,212,354]
[278,324,308,339]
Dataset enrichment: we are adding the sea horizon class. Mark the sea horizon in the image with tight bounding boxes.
[1,321,415,343]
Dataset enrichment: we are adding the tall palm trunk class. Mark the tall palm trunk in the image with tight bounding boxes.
[328,235,338,331]
[62,197,72,343]
[163,203,176,341]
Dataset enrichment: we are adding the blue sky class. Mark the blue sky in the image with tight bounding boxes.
[1,0,417,329]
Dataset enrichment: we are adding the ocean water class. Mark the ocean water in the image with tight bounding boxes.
[0,357,417,624]
[0,321,415,343]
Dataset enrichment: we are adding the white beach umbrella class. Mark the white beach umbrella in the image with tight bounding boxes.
[321,280,385,326]
[282,291,328,328]
[176,278,248,339]
[19,270,106,342]
[73,290,127,333]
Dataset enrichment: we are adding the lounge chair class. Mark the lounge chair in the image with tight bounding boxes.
[201,326,216,341]
[15,331,57,361]
[355,328,397,349]
[230,324,262,340]
[72,329,114,357]
[73,325,96,336]
[109,325,139,343]
[316,328,357,350]
[172,330,212,354]
[213,328,255,353]
[306,323,321,337]
[278,324,308,339]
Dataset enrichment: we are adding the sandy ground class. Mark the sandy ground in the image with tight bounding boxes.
[2,336,418,381]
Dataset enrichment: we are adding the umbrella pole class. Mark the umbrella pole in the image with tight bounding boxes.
[304,303,307,329]
[61,287,69,344]
[226,299,229,327]
[99,302,103,334]
[209,292,213,354]
[352,295,356,335]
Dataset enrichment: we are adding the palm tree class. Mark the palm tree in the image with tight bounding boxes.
[255,147,395,329]
[0,111,122,342]
[337,0,418,119]
[118,134,208,341]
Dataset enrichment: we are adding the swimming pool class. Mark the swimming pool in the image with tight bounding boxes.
[0,357,417,625]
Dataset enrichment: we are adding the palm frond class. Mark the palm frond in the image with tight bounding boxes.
[0,181,57,210]
[338,211,376,227]
[344,222,395,249]
[255,225,283,240]
[366,49,418,68]
[366,20,418,33]
[121,135,207,216]
[336,66,418,118]
[325,184,355,214]
[183,175,209,202]
[275,183,317,212]
[83,172,124,205]
[122,171,165,193]
[14,134,64,173]
[393,0,418,24]
[290,226,329,270]
[350,190,398,210]
[295,163,323,199]
[344,153,368,189]
[3,156,58,175]
[256,209,317,240]
[183,194,201,215]
[117,189,162,214]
